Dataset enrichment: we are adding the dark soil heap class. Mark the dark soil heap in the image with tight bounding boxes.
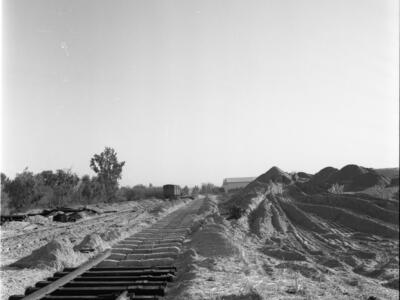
[309,164,391,191]
[311,166,338,184]
[224,165,399,291]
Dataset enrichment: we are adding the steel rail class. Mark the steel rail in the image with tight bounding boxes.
[19,250,112,300]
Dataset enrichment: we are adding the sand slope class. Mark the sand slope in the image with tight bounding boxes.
[222,165,399,296]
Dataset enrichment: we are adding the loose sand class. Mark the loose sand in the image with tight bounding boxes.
[0,198,190,300]
[168,166,398,299]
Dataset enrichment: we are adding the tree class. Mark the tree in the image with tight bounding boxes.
[80,175,92,200]
[79,175,103,203]
[4,169,36,211]
[132,184,146,200]
[182,185,189,195]
[34,169,79,207]
[53,169,79,206]
[191,185,200,196]
[39,170,57,187]
[90,147,125,201]
[1,173,11,214]
[1,173,9,187]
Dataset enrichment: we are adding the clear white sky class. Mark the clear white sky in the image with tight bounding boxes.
[2,0,399,187]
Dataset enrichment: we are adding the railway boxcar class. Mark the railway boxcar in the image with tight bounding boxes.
[163,184,181,199]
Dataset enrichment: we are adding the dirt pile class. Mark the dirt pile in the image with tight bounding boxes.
[73,233,110,252]
[99,228,121,242]
[190,221,239,258]
[227,167,293,220]
[250,166,292,187]
[311,166,338,184]
[224,166,399,293]
[329,164,369,181]
[309,164,392,191]
[10,238,85,269]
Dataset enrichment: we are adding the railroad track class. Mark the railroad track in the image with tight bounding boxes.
[8,198,204,300]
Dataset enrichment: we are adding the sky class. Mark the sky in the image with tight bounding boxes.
[2,0,399,187]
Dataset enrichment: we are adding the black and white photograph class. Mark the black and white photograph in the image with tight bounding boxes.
[0,0,399,299]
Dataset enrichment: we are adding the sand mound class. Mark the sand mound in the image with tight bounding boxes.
[254,166,292,185]
[73,234,109,252]
[315,164,391,191]
[190,222,239,258]
[310,165,390,191]
[11,238,83,269]
[329,164,369,183]
[312,167,338,184]
[99,229,121,242]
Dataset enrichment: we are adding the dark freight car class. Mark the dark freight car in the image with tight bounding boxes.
[163,184,181,199]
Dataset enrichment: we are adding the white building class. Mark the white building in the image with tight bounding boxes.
[222,177,256,192]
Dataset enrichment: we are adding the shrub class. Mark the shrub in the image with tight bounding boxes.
[328,183,344,194]
[144,186,163,199]
[118,186,137,201]
[118,185,164,201]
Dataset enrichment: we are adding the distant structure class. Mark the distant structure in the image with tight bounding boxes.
[222,177,256,192]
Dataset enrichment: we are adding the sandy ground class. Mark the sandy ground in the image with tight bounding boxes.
[166,195,399,300]
[0,198,190,300]
[1,190,398,300]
